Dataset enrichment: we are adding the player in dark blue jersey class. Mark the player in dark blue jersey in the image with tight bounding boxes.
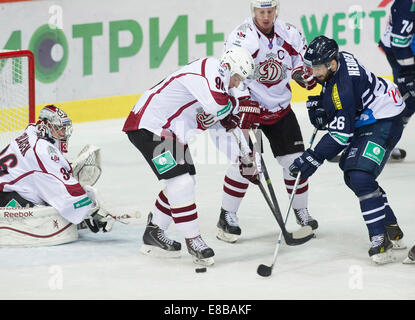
[289,36,408,264]
[379,0,415,160]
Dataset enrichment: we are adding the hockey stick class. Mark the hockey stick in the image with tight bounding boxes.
[231,128,314,246]
[110,210,142,224]
[248,129,315,245]
[257,128,318,277]
[78,210,142,230]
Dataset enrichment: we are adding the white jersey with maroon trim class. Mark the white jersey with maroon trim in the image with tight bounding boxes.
[0,125,93,224]
[225,17,308,113]
[123,57,236,144]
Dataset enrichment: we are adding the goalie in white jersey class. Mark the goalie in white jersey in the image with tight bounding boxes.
[123,47,260,266]
[0,105,114,247]
[215,0,318,243]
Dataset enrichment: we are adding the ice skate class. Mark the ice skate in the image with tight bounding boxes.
[186,235,215,266]
[402,245,415,264]
[216,208,241,243]
[140,213,182,258]
[368,233,395,265]
[389,148,406,162]
[385,223,406,250]
[293,208,318,231]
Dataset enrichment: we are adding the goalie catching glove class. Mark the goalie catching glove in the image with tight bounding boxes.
[83,186,115,233]
[71,144,102,187]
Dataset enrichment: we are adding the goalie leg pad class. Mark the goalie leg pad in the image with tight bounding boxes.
[0,206,78,247]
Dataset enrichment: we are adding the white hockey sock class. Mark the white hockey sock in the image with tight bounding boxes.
[276,153,309,210]
[151,189,173,231]
[221,164,250,214]
[165,174,200,238]
[283,168,309,210]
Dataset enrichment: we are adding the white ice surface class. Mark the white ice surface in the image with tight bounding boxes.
[1,103,414,300]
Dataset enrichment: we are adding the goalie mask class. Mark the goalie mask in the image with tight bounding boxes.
[220,46,255,91]
[36,105,73,153]
[250,0,280,20]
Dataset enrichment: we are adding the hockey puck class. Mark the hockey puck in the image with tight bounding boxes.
[195,267,207,273]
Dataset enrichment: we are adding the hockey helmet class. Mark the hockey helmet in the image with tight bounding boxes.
[304,36,339,68]
[250,0,280,19]
[36,105,73,153]
[220,46,255,91]
[220,46,255,80]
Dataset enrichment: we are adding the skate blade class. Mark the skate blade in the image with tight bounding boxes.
[192,256,214,267]
[391,239,407,250]
[139,244,181,258]
[371,250,396,265]
[216,229,239,243]
[402,257,415,264]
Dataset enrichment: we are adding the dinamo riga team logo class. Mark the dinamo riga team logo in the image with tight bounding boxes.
[255,54,287,88]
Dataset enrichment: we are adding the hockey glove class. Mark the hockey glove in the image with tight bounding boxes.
[289,149,324,180]
[220,113,240,132]
[83,185,114,233]
[238,99,261,129]
[84,208,114,233]
[292,66,317,90]
[306,96,329,130]
[239,152,261,185]
[397,71,415,101]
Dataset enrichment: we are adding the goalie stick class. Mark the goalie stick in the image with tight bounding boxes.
[110,209,142,224]
[257,128,319,277]
[231,128,314,246]
[78,209,141,230]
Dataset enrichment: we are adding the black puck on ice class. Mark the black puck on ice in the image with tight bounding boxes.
[195,267,207,273]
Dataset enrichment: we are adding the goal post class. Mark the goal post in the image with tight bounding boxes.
[0,50,36,150]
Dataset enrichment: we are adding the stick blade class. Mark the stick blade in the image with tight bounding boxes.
[257,264,273,277]
[284,226,314,246]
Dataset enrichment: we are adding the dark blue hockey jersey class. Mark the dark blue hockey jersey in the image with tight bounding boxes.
[313,52,405,160]
[379,0,415,64]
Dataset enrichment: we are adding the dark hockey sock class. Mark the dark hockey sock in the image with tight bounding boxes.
[346,171,387,237]
[379,187,397,225]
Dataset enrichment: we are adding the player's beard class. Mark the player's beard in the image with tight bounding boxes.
[316,68,335,85]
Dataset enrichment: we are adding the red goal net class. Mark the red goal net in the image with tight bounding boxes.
[0,50,35,150]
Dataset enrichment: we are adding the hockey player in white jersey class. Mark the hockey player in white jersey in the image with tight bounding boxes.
[123,47,259,266]
[215,0,318,243]
[289,36,407,264]
[0,105,114,245]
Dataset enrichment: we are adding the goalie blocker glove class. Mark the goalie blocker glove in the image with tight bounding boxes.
[84,207,114,233]
[289,148,324,180]
[83,185,114,233]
